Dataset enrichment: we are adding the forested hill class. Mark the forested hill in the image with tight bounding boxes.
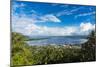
[11,31,96,66]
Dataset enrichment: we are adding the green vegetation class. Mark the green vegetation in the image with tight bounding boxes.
[11,32,33,66]
[11,31,96,66]
[81,31,96,61]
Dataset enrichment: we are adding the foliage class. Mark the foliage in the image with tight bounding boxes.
[29,45,81,64]
[11,32,33,66]
[11,31,96,66]
[81,30,96,61]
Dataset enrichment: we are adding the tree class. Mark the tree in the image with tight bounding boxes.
[11,32,33,66]
[81,30,96,61]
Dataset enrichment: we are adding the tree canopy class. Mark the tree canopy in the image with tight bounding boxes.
[11,31,96,66]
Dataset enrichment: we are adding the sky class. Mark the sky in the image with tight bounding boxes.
[11,0,96,36]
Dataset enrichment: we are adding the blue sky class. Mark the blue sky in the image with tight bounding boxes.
[12,1,96,36]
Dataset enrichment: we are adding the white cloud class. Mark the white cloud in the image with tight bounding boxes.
[29,26,77,36]
[70,7,83,12]
[40,14,61,22]
[75,11,96,19]
[28,14,61,23]
[79,22,95,35]
[11,13,35,35]
[26,22,95,36]
[12,13,61,35]
[31,22,95,36]
[12,2,61,23]
[56,11,72,16]
[80,22,95,32]
[12,3,26,14]
[56,7,83,17]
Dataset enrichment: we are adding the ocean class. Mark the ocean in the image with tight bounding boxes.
[27,36,88,46]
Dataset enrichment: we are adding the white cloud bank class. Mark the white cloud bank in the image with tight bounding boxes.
[12,14,95,36]
[80,22,95,32]
[28,22,95,36]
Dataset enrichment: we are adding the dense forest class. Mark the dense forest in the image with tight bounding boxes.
[11,31,96,67]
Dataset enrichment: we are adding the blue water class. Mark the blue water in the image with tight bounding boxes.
[27,36,88,46]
